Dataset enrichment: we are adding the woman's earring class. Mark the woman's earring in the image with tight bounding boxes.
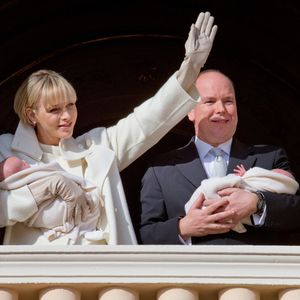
[32,120,36,127]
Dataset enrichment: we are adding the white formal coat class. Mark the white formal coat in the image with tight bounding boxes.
[0,72,199,245]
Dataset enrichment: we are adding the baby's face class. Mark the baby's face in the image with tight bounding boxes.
[16,158,30,171]
[3,157,30,178]
[272,168,294,179]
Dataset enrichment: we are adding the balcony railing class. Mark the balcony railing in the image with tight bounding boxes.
[1,245,300,299]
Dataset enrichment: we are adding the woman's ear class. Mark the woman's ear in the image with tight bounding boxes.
[25,107,37,126]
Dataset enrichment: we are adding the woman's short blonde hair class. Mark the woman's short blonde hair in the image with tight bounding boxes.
[14,69,77,125]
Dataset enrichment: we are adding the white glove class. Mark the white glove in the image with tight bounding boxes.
[28,173,92,225]
[177,12,218,92]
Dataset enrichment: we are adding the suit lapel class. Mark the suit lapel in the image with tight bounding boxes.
[227,139,257,173]
[174,138,258,188]
[175,140,207,188]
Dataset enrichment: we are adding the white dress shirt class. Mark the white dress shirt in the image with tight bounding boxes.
[194,137,232,178]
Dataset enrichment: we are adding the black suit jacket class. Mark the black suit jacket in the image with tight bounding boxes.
[139,138,300,245]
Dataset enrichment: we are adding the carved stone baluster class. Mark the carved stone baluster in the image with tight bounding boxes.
[157,287,198,300]
[279,289,300,300]
[99,287,139,300]
[39,287,80,300]
[0,288,18,300]
[219,287,260,300]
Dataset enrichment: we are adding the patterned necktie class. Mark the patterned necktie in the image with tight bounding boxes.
[210,148,227,177]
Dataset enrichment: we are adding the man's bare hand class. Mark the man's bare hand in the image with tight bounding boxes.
[179,193,236,240]
[217,187,257,223]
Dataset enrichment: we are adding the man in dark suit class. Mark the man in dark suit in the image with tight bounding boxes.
[139,69,300,245]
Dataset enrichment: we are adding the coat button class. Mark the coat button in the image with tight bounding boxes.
[86,139,92,147]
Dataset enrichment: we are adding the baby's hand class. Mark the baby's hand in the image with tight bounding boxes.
[233,164,246,176]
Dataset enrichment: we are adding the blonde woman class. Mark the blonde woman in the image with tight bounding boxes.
[0,12,218,245]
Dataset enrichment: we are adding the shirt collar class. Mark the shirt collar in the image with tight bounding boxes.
[194,136,232,160]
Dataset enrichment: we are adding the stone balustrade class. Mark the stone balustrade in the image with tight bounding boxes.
[1,245,300,300]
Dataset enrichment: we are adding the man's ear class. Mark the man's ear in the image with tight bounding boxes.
[187,109,195,122]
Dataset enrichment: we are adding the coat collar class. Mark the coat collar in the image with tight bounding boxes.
[11,121,116,186]
[11,121,94,161]
[11,121,43,161]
